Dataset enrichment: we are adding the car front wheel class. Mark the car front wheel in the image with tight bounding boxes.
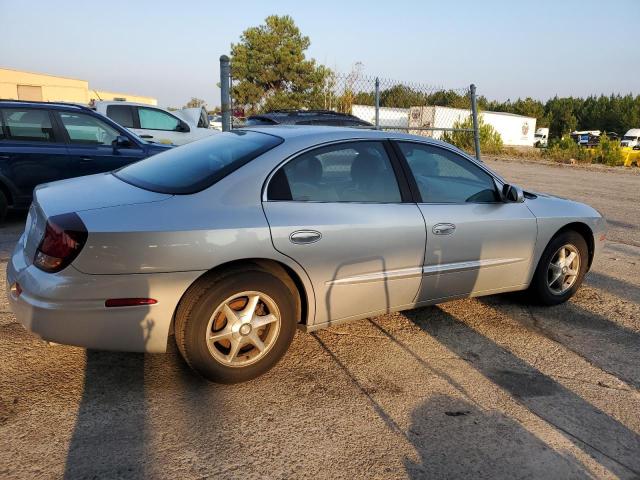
[174,268,297,383]
[529,230,589,305]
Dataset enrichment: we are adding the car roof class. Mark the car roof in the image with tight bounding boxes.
[0,100,92,112]
[243,125,450,145]
[248,110,371,125]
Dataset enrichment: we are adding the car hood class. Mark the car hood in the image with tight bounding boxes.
[144,142,173,153]
[34,173,172,218]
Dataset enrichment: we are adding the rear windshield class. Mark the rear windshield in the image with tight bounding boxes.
[114,130,283,194]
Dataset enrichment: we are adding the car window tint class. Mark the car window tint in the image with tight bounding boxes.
[138,107,180,130]
[106,105,135,128]
[270,141,401,203]
[115,130,283,194]
[59,112,121,145]
[3,109,54,142]
[398,142,498,203]
[0,113,4,140]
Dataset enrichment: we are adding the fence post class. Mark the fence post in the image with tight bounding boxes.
[374,77,380,129]
[470,84,481,161]
[220,55,231,132]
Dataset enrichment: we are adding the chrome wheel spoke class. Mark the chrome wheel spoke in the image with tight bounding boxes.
[242,294,260,317]
[247,332,265,352]
[547,243,580,295]
[564,251,577,267]
[209,326,233,342]
[226,338,242,363]
[252,313,278,329]
[223,304,239,323]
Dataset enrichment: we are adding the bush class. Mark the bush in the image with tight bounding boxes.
[543,134,624,166]
[441,115,503,155]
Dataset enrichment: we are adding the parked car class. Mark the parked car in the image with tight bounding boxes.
[0,100,170,219]
[245,109,373,127]
[7,127,605,383]
[208,114,222,131]
[93,101,219,146]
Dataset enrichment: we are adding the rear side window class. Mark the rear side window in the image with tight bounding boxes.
[106,105,135,128]
[2,109,55,142]
[59,112,121,145]
[267,141,401,203]
[115,130,283,194]
[138,107,180,131]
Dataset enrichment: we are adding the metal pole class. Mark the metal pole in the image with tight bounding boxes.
[470,84,481,161]
[220,55,231,132]
[374,77,380,129]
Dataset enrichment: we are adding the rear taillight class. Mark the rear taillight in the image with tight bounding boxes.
[34,213,88,273]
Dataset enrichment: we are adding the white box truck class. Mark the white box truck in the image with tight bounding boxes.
[621,129,640,148]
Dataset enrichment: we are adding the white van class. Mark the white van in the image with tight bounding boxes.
[621,129,640,148]
[93,101,219,146]
[534,127,549,147]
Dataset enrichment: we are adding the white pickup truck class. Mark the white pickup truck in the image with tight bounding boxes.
[92,101,218,146]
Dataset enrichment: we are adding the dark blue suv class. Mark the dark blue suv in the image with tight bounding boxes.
[0,100,171,219]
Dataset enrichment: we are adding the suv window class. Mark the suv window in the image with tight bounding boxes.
[59,112,121,145]
[138,107,180,131]
[398,142,498,203]
[115,130,283,194]
[2,109,55,142]
[106,105,135,128]
[268,141,401,203]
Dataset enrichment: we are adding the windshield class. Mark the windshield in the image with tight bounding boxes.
[622,136,638,141]
[114,130,283,194]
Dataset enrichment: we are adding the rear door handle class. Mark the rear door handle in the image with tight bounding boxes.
[432,223,456,235]
[289,230,322,245]
[140,135,153,139]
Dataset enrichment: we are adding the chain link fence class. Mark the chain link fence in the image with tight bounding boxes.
[219,56,481,159]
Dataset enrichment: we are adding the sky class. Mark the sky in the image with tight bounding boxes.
[1,0,638,109]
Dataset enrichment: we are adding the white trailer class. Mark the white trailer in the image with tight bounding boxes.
[351,105,409,129]
[408,106,537,146]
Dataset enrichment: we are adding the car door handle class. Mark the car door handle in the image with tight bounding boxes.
[432,223,456,235]
[140,135,153,139]
[0,155,9,160]
[289,230,322,245]
[79,157,93,163]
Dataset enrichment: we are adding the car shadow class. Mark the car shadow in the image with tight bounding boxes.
[403,395,591,479]
[399,306,640,478]
[586,271,640,304]
[480,291,640,390]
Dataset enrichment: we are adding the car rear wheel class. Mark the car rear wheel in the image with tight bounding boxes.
[174,268,297,383]
[529,230,589,305]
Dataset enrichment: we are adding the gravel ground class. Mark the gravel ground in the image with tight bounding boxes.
[0,159,638,480]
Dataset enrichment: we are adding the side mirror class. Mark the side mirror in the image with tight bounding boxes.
[112,135,132,150]
[501,183,525,203]
[176,121,190,133]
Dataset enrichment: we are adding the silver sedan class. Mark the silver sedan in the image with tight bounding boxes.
[7,127,606,383]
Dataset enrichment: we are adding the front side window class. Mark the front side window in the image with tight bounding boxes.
[115,130,283,194]
[398,142,498,203]
[268,141,401,203]
[138,107,180,131]
[106,105,135,128]
[59,112,121,145]
[2,109,54,142]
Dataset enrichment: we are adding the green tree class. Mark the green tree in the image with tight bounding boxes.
[546,97,578,138]
[230,15,330,114]
[184,97,206,109]
[442,115,503,155]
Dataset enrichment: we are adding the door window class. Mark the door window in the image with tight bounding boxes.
[268,141,402,202]
[138,107,180,131]
[59,112,121,145]
[106,105,135,128]
[398,142,499,203]
[2,109,55,142]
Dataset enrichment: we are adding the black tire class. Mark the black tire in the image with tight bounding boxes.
[0,191,7,223]
[174,268,297,383]
[529,230,589,305]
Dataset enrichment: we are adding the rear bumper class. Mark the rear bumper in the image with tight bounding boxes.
[7,245,204,353]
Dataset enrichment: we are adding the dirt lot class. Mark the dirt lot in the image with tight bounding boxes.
[1,159,638,480]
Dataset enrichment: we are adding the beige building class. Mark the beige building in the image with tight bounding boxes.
[0,67,157,105]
